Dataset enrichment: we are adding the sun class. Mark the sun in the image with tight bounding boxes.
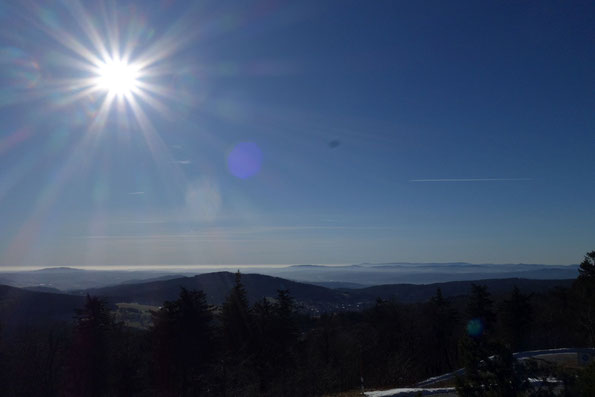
[95,58,140,96]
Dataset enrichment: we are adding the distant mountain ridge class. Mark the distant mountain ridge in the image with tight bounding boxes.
[0,262,578,291]
[273,262,578,285]
[356,278,574,303]
[0,267,189,290]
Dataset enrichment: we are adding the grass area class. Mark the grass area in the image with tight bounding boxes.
[114,302,160,329]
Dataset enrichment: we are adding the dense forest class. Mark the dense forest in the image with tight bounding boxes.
[1,252,594,396]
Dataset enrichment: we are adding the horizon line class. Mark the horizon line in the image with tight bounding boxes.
[0,262,577,272]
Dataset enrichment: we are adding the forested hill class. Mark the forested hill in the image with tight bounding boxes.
[0,284,85,326]
[76,271,574,311]
[77,272,357,310]
[356,277,574,304]
[0,273,576,327]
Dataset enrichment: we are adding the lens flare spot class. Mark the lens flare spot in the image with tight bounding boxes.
[466,318,484,338]
[0,128,32,155]
[185,180,221,221]
[0,47,42,90]
[227,142,262,179]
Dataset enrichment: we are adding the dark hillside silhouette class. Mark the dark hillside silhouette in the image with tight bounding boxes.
[0,285,85,327]
[77,272,574,311]
[0,254,593,396]
[79,271,355,309]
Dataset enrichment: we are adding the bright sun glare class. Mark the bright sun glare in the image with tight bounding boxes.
[96,58,139,96]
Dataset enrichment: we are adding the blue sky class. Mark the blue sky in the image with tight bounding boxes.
[0,0,593,267]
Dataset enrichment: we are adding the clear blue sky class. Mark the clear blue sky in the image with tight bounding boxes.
[0,0,593,267]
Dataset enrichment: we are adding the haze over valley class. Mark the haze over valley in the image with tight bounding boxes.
[0,262,579,291]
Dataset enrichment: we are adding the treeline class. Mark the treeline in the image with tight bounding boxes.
[0,254,594,396]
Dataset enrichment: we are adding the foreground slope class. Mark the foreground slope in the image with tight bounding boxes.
[0,285,85,327]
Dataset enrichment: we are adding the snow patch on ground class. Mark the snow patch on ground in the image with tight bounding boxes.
[365,387,455,396]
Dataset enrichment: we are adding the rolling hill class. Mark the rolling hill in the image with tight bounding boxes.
[357,277,575,304]
[77,272,362,312]
[0,285,86,327]
[0,271,577,328]
[77,272,575,312]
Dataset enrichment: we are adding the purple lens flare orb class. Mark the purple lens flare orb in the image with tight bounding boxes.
[227,142,262,179]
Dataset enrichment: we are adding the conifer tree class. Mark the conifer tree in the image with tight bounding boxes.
[574,251,595,347]
[499,286,533,351]
[275,289,298,350]
[71,295,114,397]
[466,284,495,337]
[578,251,595,280]
[427,287,459,372]
[221,271,252,355]
[151,287,215,395]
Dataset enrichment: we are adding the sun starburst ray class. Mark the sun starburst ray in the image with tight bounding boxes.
[66,1,111,62]
[0,0,208,266]
[131,88,172,118]
[133,80,190,105]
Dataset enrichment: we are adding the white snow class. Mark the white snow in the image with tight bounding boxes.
[365,387,455,396]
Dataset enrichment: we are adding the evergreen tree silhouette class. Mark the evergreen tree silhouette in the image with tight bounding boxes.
[71,295,113,397]
[499,286,533,351]
[220,271,254,394]
[574,251,595,347]
[466,284,495,337]
[151,287,215,396]
[221,271,252,356]
[426,287,459,372]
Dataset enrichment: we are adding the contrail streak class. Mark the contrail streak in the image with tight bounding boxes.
[410,178,532,182]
